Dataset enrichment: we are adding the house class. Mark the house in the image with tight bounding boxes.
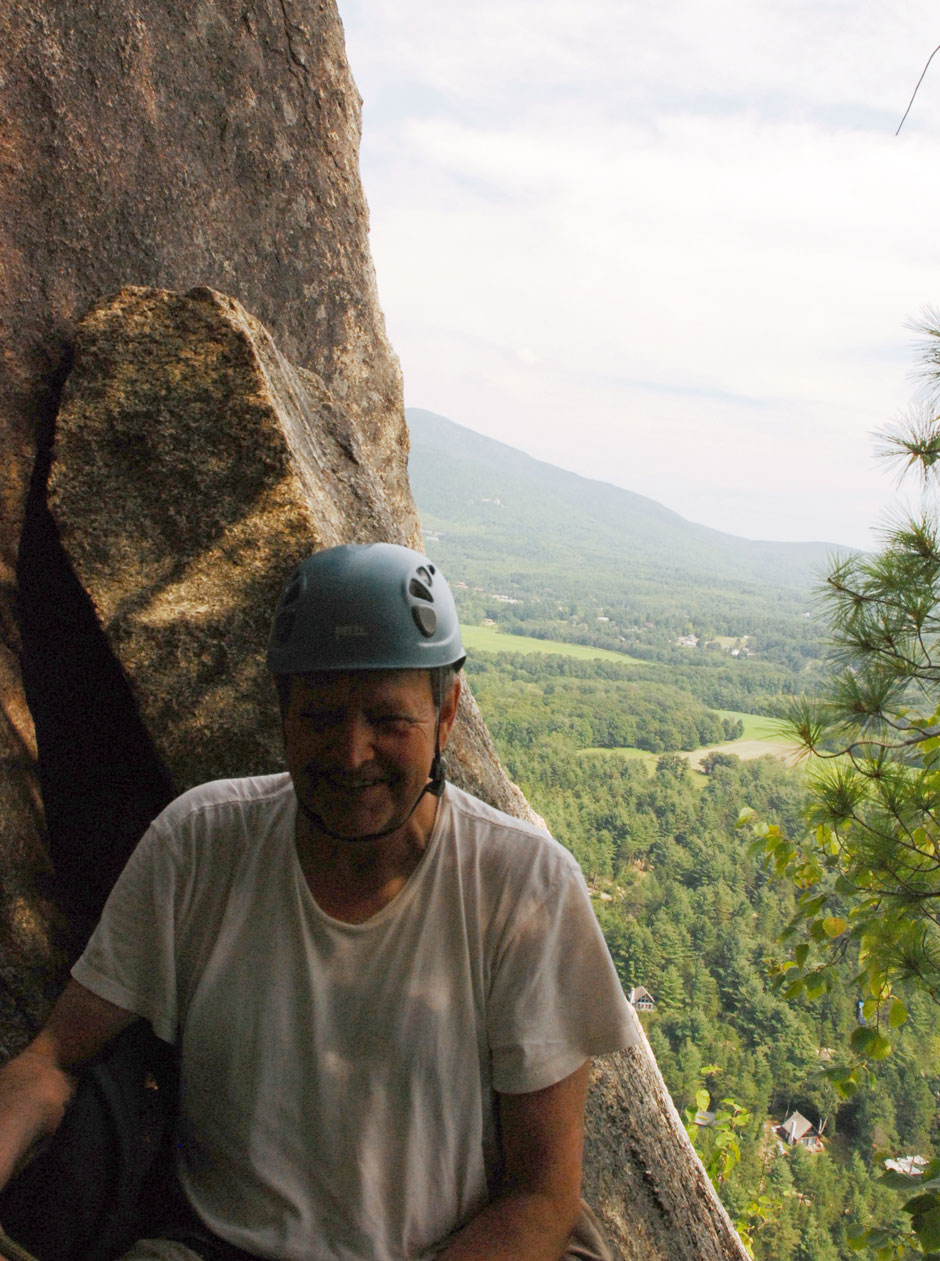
[885,1156,927,1177]
[777,1111,824,1152]
[628,986,656,1012]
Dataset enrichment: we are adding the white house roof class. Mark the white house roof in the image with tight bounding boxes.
[780,1112,815,1143]
[885,1156,927,1176]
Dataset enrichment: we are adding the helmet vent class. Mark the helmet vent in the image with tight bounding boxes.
[412,606,437,637]
[282,577,302,607]
[409,578,433,602]
[416,566,433,585]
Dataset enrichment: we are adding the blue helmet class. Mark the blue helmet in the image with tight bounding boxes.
[266,543,466,675]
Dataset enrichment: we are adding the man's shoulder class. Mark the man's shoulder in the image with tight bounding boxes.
[154,772,294,833]
[444,783,547,838]
[443,784,579,878]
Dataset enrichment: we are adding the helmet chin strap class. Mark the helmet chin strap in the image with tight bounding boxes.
[298,716,446,845]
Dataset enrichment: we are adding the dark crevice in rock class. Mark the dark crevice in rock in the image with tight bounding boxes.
[15,350,176,949]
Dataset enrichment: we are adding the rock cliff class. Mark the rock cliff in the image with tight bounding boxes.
[1,0,408,1043]
[40,285,527,920]
[0,3,747,1256]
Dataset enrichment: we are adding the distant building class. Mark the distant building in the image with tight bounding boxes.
[777,1111,824,1152]
[628,986,656,1012]
[885,1156,927,1177]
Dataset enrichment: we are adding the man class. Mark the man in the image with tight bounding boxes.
[0,543,639,1259]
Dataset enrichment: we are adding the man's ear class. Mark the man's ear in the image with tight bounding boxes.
[437,675,461,749]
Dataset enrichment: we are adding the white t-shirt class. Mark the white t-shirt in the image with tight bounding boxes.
[73,775,639,1261]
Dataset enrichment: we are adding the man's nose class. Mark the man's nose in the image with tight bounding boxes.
[328,714,375,769]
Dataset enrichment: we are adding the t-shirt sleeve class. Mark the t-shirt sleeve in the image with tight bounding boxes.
[486,858,640,1095]
[71,816,181,1045]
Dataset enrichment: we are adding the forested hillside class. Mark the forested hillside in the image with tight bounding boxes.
[407,407,834,666]
[410,418,939,1259]
[466,649,940,1260]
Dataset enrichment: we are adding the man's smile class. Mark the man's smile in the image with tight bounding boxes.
[310,770,394,791]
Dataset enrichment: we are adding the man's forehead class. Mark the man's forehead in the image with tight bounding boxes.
[290,669,434,703]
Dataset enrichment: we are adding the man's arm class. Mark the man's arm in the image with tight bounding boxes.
[0,980,137,1190]
[437,1060,590,1261]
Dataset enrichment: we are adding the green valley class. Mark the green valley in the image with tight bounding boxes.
[412,409,940,1261]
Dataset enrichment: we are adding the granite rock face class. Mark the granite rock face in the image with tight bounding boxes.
[48,285,414,791]
[584,1044,748,1259]
[42,285,528,918]
[0,0,405,1049]
[2,0,400,595]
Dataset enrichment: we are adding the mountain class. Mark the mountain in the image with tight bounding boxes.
[407,408,839,586]
[406,407,844,649]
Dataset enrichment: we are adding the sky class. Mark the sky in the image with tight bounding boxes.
[339,1,940,549]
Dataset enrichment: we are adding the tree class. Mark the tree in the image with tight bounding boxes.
[744,314,940,1256]
[748,315,940,1026]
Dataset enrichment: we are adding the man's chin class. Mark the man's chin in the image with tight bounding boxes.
[303,799,402,843]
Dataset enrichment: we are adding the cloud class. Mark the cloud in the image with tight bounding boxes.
[340,0,940,546]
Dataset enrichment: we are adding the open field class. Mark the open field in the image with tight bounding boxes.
[681,738,800,771]
[716,710,790,742]
[464,627,799,773]
[461,624,645,664]
[581,733,799,776]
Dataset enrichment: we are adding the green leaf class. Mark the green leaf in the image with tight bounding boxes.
[805,975,828,999]
[830,1073,859,1099]
[848,1025,892,1060]
[903,1192,940,1216]
[869,1031,892,1060]
[888,997,908,1028]
[823,915,848,937]
[912,1205,940,1252]
[850,1025,878,1055]
[867,958,888,995]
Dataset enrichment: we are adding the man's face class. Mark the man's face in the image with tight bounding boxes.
[282,669,458,842]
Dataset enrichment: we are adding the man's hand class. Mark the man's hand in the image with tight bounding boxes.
[437,1060,590,1261]
[0,981,136,1190]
